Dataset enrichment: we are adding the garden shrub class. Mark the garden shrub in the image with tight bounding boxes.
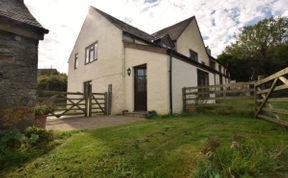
[0,128,23,153]
[0,127,54,154]
[24,127,54,148]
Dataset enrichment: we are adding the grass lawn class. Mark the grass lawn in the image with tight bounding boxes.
[1,113,288,178]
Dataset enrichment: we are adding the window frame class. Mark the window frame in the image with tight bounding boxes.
[85,42,98,64]
[189,49,198,62]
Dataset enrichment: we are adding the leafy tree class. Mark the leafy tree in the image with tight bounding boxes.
[37,72,67,91]
[218,17,288,81]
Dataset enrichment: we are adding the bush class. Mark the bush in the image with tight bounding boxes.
[0,127,54,153]
[0,128,23,153]
[34,102,54,116]
[37,73,67,91]
[24,127,54,148]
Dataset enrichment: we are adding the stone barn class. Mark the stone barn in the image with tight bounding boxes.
[0,0,48,129]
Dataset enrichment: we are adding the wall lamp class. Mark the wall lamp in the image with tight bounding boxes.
[127,68,131,76]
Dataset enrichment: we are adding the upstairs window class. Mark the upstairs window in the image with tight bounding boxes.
[189,49,198,62]
[85,42,98,64]
[74,53,79,69]
[219,65,222,73]
[209,59,215,69]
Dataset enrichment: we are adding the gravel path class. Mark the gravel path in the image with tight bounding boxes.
[46,116,146,131]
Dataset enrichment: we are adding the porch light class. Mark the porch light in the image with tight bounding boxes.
[127,68,131,76]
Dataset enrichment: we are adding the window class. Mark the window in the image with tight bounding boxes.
[74,53,79,69]
[189,49,198,62]
[218,65,222,73]
[85,42,98,64]
[209,59,215,69]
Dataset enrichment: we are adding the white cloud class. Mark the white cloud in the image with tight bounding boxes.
[24,0,288,73]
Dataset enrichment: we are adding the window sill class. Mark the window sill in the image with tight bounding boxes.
[84,59,98,65]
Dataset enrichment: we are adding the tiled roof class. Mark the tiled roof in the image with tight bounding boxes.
[91,7,194,48]
[91,7,155,43]
[0,0,48,33]
[152,17,194,41]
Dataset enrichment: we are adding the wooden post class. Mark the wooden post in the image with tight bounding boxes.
[88,92,92,117]
[104,92,108,115]
[107,84,112,115]
[254,83,258,117]
[182,87,186,113]
[84,93,88,117]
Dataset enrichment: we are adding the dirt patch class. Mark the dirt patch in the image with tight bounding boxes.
[46,116,146,131]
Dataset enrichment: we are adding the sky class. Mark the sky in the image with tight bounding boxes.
[24,0,288,73]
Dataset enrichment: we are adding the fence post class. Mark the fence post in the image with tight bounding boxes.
[104,92,108,115]
[106,84,112,115]
[254,83,258,118]
[88,92,92,117]
[84,93,88,117]
[182,87,186,113]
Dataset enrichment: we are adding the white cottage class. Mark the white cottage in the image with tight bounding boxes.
[68,7,229,115]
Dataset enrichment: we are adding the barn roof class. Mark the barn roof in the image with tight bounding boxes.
[0,0,48,33]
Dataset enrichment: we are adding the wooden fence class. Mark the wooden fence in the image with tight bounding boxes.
[183,67,288,127]
[183,81,255,112]
[255,67,288,126]
[37,90,112,118]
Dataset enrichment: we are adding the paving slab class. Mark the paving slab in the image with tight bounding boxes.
[46,116,146,131]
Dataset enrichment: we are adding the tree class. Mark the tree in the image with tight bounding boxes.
[218,17,288,81]
[37,72,67,91]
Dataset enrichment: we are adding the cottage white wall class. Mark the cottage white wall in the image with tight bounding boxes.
[176,19,210,65]
[125,48,169,114]
[67,8,125,114]
[172,58,216,113]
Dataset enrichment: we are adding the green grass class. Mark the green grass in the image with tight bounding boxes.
[1,113,288,178]
[197,98,255,116]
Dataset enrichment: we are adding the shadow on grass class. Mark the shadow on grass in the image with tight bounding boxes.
[0,130,77,175]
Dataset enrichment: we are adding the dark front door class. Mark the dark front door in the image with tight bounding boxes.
[197,69,209,97]
[134,65,147,111]
[84,81,92,98]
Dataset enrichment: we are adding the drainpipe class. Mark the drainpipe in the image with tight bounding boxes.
[168,51,173,115]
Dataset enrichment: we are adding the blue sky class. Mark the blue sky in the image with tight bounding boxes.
[25,0,288,73]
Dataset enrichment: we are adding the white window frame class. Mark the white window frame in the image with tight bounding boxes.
[85,42,98,64]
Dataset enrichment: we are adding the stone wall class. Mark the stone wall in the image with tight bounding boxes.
[0,30,38,130]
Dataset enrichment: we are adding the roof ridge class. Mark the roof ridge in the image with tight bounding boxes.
[152,16,195,40]
[90,6,155,41]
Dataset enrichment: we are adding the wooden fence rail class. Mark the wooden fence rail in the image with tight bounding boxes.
[255,67,288,126]
[37,91,87,118]
[183,81,255,112]
[37,89,112,118]
[183,67,288,127]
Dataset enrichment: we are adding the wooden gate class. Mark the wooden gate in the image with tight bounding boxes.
[37,89,112,118]
[255,67,288,126]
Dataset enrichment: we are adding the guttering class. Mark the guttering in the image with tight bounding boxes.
[168,51,173,115]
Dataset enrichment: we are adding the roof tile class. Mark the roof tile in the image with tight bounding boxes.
[0,0,48,32]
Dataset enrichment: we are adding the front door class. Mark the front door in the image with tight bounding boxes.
[134,65,147,111]
[83,81,92,98]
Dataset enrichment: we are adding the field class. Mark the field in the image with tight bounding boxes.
[1,113,288,178]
